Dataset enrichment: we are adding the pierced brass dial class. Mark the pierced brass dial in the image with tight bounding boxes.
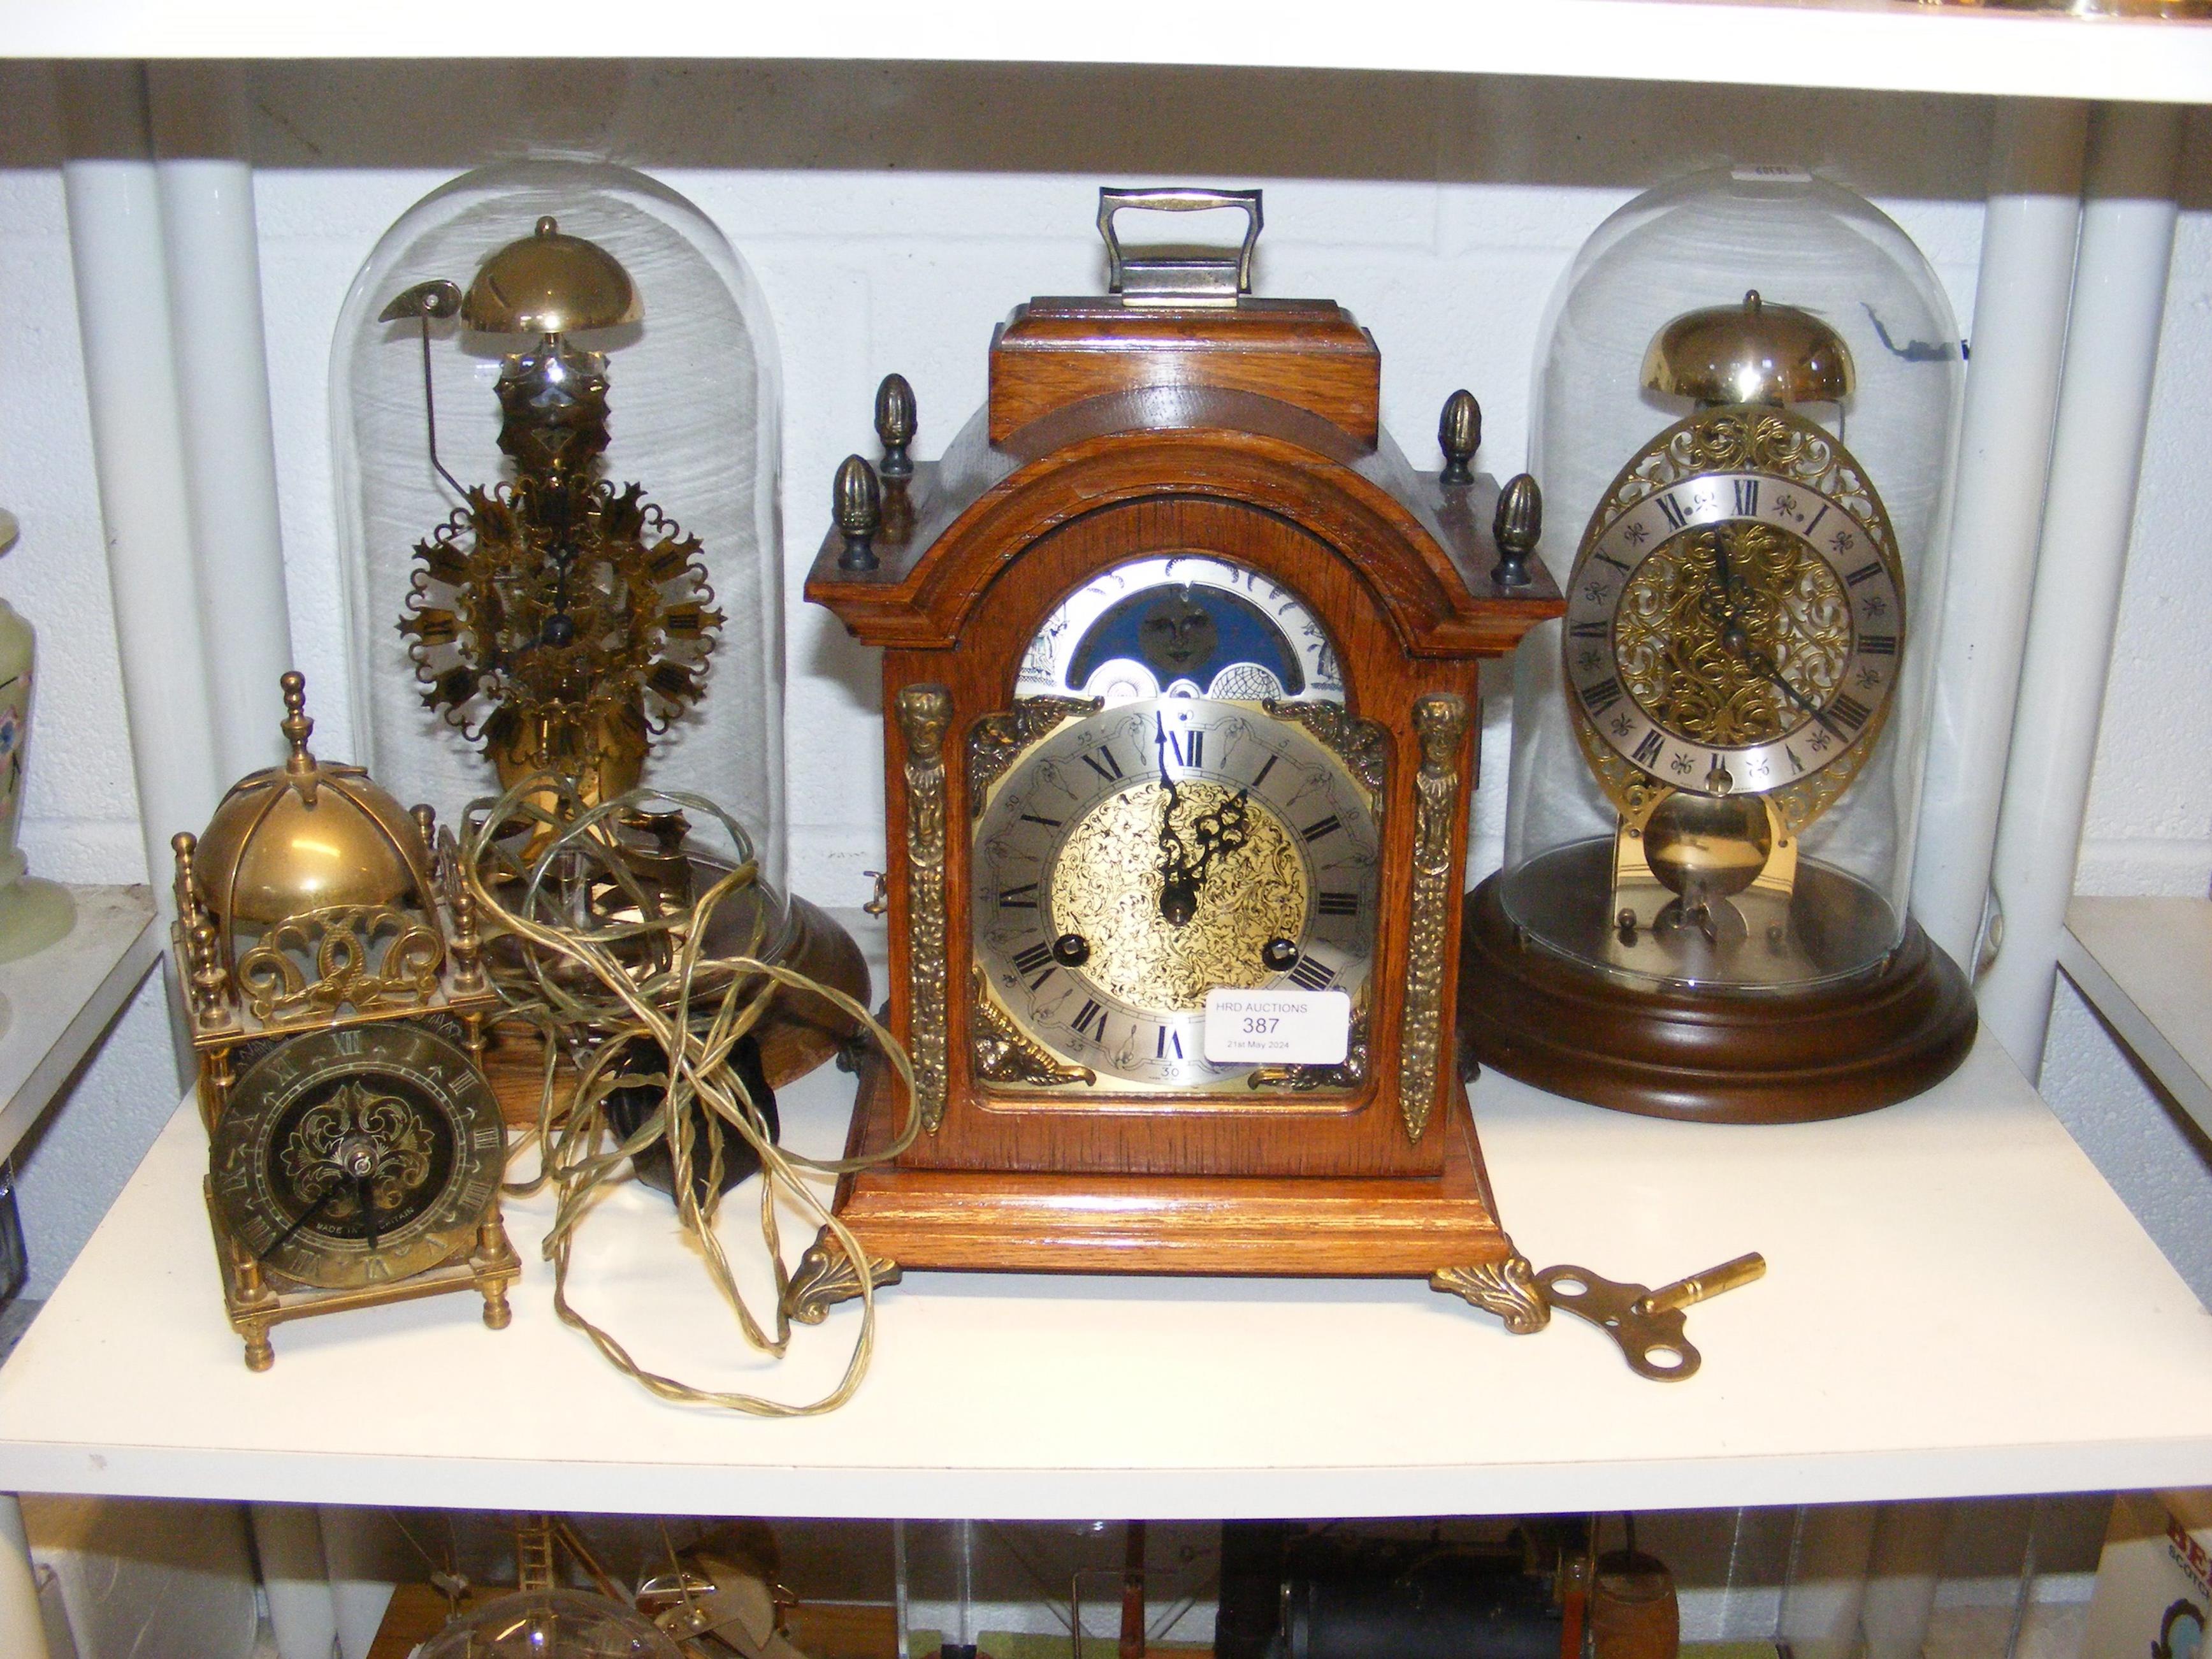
[1564,405,1905,842]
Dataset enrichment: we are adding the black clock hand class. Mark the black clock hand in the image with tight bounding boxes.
[1722,623,1851,745]
[258,1176,343,1263]
[1696,551,1851,747]
[1158,774,1199,927]
[358,1170,380,1254]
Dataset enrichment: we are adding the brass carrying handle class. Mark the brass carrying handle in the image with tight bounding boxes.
[1097,187,1263,301]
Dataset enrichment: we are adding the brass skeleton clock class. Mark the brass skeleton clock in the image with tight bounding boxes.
[796,188,1561,1323]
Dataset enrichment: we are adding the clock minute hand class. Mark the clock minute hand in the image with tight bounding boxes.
[258,1175,344,1263]
[1722,625,1850,746]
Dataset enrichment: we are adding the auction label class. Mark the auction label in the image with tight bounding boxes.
[1203,988,1352,1066]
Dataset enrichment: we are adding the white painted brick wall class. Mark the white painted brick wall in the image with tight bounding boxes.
[0,61,2203,1298]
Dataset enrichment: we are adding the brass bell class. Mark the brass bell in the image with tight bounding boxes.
[461,214,642,335]
[191,672,437,943]
[1642,289,1853,409]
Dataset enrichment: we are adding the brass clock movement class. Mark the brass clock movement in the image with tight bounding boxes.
[1463,169,1977,1124]
[173,674,517,1368]
[797,187,1562,1323]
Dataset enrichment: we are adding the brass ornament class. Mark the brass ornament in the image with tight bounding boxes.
[970,969,1094,1088]
[235,905,445,1023]
[1262,696,1389,806]
[897,685,953,1132]
[783,1233,902,1326]
[967,695,1101,813]
[1248,1004,1370,1092]
[391,217,723,804]
[1428,1249,1551,1335]
[1398,693,1468,1141]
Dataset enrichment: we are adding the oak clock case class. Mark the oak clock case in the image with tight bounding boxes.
[173,674,517,1370]
[799,187,1562,1324]
[1464,168,1977,1124]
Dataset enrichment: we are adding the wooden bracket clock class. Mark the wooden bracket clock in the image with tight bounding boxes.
[797,187,1562,1326]
[173,673,517,1369]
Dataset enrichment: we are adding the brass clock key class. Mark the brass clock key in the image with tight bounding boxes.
[1536,1252,1766,1380]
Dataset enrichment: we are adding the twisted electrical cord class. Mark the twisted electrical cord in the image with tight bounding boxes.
[458,773,919,1416]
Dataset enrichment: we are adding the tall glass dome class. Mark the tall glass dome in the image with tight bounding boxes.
[1464,167,1975,1122]
[331,158,786,888]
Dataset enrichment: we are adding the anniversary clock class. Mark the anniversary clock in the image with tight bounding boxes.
[1463,168,1977,1123]
[174,674,516,1368]
[797,187,1561,1322]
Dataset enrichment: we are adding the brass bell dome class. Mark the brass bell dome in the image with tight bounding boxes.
[461,215,642,335]
[1642,289,1854,408]
[193,673,437,943]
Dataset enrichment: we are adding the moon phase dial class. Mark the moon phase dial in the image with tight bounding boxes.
[972,695,1380,1090]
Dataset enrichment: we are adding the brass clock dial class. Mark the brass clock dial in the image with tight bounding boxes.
[1564,407,1904,837]
[210,1022,507,1291]
[972,695,1380,1090]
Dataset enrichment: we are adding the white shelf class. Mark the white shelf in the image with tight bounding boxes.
[2060,894,2212,1143]
[5,0,2212,103]
[1,933,2207,1518]
[0,886,159,1168]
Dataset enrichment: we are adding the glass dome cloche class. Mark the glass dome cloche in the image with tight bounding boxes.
[1460,166,1977,1124]
[331,159,867,1092]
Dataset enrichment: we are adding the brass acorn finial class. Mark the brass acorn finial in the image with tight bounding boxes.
[1438,390,1481,486]
[835,454,883,572]
[278,671,316,773]
[874,373,916,479]
[1491,473,1542,590]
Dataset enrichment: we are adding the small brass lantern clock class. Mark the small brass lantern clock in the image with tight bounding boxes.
[800,188,1562,1322]
[174,674,516,1369]
[1464,168,1976,1122]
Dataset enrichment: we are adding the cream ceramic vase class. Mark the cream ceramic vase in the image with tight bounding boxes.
[0,511,72,964]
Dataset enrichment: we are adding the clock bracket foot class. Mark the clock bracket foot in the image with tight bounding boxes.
[1429,1245,1551,1335]
[784,1229,903,1325]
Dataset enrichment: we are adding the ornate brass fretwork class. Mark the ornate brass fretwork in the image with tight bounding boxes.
[1051,781,1308,1015]
[235,905,447,1024]
[971,969,1095,1087]
[784,1229,903,1324]
[1429,1249,1551,1335]
[1249,1006,1370,1092]
[1570,406,1904,836]
[1264,697,1389,807]
[897,686,953,1131]
[1616,524,1851,749]
[281,1082,437,1221]
[1397,693,1467,1141]
[967,695,1101,812]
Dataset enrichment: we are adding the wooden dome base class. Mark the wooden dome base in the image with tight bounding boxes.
[1457,873,1977,1124]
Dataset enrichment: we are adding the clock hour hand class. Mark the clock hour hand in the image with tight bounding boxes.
[1157,775,1200,927]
